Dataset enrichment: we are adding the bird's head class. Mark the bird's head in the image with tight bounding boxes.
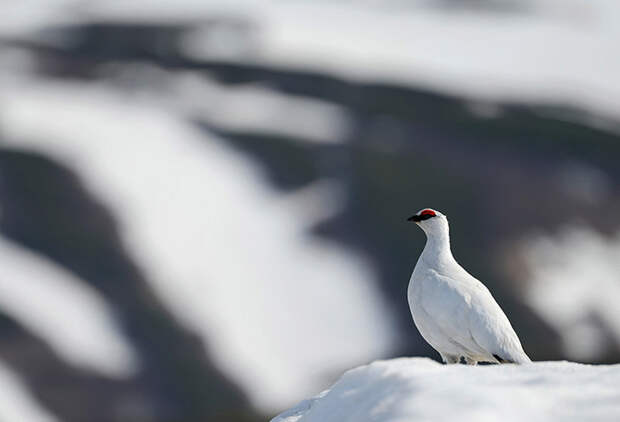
[407,208,448,237]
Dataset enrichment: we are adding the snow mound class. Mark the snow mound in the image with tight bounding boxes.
[272,357,620,422]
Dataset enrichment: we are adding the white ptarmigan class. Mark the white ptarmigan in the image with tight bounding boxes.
[407,208,530,365]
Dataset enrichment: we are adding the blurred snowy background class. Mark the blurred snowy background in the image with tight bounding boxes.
[1,0,619,421]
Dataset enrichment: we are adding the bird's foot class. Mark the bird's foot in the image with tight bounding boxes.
[440,354,460,364]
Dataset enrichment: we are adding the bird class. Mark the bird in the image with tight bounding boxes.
[407,208,530,365]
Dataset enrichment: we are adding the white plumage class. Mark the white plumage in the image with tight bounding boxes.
[407,208,530,365]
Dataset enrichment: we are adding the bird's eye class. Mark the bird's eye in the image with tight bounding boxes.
[407,208,438,222]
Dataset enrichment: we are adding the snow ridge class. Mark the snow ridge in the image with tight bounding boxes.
[272,357,620,422]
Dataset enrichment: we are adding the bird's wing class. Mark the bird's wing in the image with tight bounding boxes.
[420,270,529,363]
[417,270,489,357]
[464,277,530,363]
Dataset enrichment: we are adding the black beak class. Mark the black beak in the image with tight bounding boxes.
[407,215,421,222]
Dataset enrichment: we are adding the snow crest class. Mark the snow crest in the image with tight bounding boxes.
[272,358,620,422]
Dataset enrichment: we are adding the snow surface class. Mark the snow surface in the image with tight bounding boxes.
[272,357,620,422]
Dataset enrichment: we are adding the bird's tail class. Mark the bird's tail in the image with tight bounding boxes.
[493,352,531,364]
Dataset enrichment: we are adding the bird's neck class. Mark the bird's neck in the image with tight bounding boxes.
[421,227,454,268]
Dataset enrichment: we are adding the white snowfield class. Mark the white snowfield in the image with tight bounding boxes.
[272,358,620,422]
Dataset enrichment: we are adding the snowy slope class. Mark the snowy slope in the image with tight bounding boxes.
[0,72,396,411]
[272,358,620,422]
[522,227,620,361]
[0,237,139,377]
[6,1,620,120]
[63,0,620,122]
